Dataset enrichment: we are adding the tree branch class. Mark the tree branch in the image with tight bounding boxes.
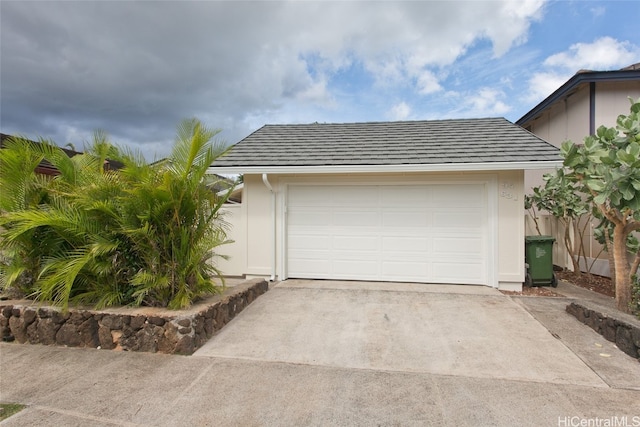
[631,251,640,281]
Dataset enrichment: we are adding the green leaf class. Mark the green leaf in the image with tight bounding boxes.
[587,179,607,192]
[593,193,608,205]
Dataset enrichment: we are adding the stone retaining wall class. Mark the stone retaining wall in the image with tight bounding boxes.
[0,279,268,355]
[566,302,640,360]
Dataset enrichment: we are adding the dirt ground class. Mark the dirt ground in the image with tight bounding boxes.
[555,270,615,297]
[500,270,614,298]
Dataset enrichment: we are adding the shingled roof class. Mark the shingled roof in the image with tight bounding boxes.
[211,117,561,174]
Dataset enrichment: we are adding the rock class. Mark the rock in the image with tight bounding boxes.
[204,316,215,338]
[135,324,164,352]
[78,317,99,347]
[22,308,37,325]
[204,305,217,319]
[194,316,205,335]
[178,327,192,335]
[177,318,191,328]
[602,318,616,342]
[27,320,39,344]
[615,325,636,358]
[67,311,85,326]
[9,315,28,343]
[1,305,13,318]
[121,324,164,353]
[35,318,61,345]
[98,325,115,349]
[56,322,83,347]
[173,335,194,355]
[147,316,165,327]
[129,316,146,330]
[215,305,229,327]
[158,323,178,353]
[100,315,124,330]
[111,330,123,350]
[632,327,640,348]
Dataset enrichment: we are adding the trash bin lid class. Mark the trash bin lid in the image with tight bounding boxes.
[525,235,555,243]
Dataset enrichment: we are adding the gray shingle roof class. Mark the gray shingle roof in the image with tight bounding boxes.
[213,118,560,170]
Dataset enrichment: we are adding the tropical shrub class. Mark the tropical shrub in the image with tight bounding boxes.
[561,98,640,313]
[0,119,231,309]
[528,168,590,275]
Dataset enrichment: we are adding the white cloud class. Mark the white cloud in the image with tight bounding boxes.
[389,102,412,121]
[524,71,571,104]
[484,0,545,56]
[463,88,511,117]
[543,37,639,71]
[523,37,640,107]
[417,71,443,95]
[0,1,545,158]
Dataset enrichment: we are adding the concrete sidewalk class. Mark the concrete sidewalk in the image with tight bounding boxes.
[1,280,639,426]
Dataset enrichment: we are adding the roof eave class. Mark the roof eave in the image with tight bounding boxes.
[208,160,563,175]
[516,69,640,126]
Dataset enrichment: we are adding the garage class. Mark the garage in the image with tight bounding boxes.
[286,183,490,285]
[211,117,563,291]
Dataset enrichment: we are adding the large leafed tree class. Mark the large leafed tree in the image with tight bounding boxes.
[561,98,640,313]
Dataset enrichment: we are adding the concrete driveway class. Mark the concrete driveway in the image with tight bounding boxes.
[2,280,639,426]
[195,280,605,386]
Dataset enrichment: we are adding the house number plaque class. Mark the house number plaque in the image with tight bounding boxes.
[500,181,518,201]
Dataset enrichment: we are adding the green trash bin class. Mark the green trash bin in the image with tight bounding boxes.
[524,236,557,287]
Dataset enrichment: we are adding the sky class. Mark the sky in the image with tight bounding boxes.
[1,0,639,161]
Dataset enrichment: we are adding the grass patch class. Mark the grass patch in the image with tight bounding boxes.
[0,403,26,421]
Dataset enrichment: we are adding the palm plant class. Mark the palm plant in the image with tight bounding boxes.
[0,119,232,309]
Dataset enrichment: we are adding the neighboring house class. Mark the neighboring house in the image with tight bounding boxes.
[209,118,561,291]
[517,63,640,274]
[0,133,123,174]
[517,63,640,192]
[0,133,83,176]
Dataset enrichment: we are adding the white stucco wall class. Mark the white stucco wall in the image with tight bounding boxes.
[228,170,526,290]
[215,203,246,277]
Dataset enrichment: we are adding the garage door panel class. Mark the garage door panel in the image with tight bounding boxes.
[382,211,430,227]
[333,186,379,206]
[380,186,432,206]
[333,236,379,250]
[288,234,331,250]
[433,262,485,284]
[332,210,379,226]
[381,261,429,278]
[288,186,333,206]
[288,258,331,277]
[433,237,483,254]
[381,236,430,253]
[287,184,489,285]
[288,210,332,226]
[433,212,484,228]
[333,260,379,276]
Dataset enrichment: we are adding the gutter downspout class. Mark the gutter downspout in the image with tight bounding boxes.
[262,174,276,282]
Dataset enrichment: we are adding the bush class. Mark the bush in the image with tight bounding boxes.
[0,119,232,309]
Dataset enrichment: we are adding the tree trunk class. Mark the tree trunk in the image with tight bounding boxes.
[613,224,632,313]
[604,227,616,285]
[563,218,581,275]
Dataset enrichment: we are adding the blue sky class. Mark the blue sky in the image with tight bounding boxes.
[1,0,639,160]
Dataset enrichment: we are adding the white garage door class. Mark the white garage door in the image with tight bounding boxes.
[287,184,489,285]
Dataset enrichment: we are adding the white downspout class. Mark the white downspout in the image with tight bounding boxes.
[262,174,276,282]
